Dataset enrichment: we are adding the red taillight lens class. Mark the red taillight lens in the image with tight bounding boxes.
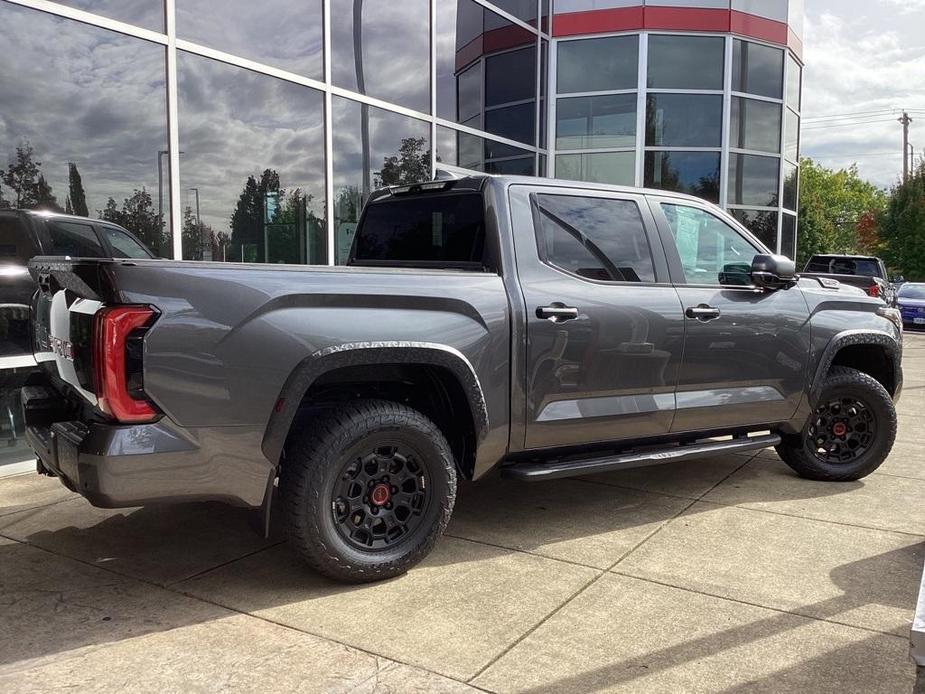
[868,284,881,298]
[93,306,158,423]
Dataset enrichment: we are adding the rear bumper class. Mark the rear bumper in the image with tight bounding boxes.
[22,387,271,509]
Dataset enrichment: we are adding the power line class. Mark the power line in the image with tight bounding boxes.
[802,118,898,131]
[803,109,897,122]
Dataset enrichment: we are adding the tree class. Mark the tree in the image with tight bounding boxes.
[879,162,925,280]
[230,168,281,262]
[374,137,431,188]
[99,188,166,256]
[796,158,888,269]
[67,163,89,217]
[34,174,61,212]
[182,205,204,260]
[2,142,42,208]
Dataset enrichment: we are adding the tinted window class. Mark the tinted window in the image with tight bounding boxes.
[731,208,778,251]
[436,126,534,175]
[556,94,636,150]
[806,256,880,276]
[648,35,724,90]
[352,194,485,266]
[555,152,635,186]
[787,55,802,110]
[784,109,800,161]
[732,40,784,99]
[100,226,152,259]
[557,36,638,94]
[728,154,780,207]
[783,162,798,211]
[645,152,721,203]
[47,220,105,257]
[730,97,782,153]
[646,94,722,148]
[488,0,537,22]
[534,195,655,283]
[662,204,758,285]
[332,0,431,112]
[177,0,323,79]
[781,214,796,260]
[178,52,327,264]
[0,217,36,264]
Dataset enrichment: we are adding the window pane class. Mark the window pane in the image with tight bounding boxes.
[100,226,153,258]
[728,154,780,207]
[647,35,724,90]
[556,94,636,150]
[661,204,758,285]
[644,152,720,203]
[435,0,537,139]
[781,213,796,260]
[732,39,784,99]
[487,0,537,23]
[485,103,536,145]
[436,126,535,175]
[177,0,323,79]
[0,3,172,256]
[0,215,36,265]
[646,94,722,147]
[50,0,164,32]
[332,0,430,112]
[557,36,638,94]
[556,152,635,186]
[540,39,548,149]
[47,220,105,257]
[787,55,802,110]
[783,161,798,211]
[178,52,326,264]
[784,109,800,161]
[730,97,781,153]
[334,98,431,263]
[535,194,655,282]
[352,194,485,265]
[731,208,778,251]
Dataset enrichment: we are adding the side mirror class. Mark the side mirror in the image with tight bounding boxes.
[751,254,796,289]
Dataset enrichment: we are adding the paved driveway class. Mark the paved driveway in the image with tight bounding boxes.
[2,335,925,693]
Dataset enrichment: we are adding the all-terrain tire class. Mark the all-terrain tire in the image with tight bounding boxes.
[280,399,457,583]
[776,366,897,481]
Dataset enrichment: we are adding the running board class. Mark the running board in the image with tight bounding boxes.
[501,433,780,482]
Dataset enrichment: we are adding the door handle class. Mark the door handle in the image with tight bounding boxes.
[685,304,721,321]
[537,304,579,323]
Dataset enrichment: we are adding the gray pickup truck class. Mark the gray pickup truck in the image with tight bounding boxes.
[24,175,904,583]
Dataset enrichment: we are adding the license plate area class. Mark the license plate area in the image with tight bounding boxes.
[914,318,925,325]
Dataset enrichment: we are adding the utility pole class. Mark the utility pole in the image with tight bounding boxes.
[899,112,912,181]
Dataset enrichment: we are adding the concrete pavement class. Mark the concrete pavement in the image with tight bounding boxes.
[2,334,924,692]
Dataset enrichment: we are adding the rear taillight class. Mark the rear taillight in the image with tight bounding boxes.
[93,306,159,423]
[868,284,881,298]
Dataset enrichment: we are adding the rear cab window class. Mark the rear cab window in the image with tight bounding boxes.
[349,190,487,270]
[805,256,881,277]
[46,220,106,258]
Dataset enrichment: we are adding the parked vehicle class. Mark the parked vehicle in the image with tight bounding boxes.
[802,254,896,305]
[896,282,925,329]
[22,176,903,583]
[1,210,155,453]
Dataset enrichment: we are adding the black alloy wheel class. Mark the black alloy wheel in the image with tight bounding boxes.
[807,396,876,464]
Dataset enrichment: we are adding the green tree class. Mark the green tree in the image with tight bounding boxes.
[66,163,89,217]
[374,137,431,188]
[34,174,61,212]
[99,188,166,256]
[2,142,42,208]
[796,158,888,268]
[879,162,925,280]
[182,205,204,260]
[230,168,281,262]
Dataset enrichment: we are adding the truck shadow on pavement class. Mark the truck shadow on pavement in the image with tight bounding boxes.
[0,450,921,689]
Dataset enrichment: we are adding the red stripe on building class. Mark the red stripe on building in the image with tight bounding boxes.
[552,5,793,50]
[644,6,729,32]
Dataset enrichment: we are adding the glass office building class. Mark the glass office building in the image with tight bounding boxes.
[0,0,803,466]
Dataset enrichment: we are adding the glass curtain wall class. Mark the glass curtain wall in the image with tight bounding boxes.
[551,30,801,256]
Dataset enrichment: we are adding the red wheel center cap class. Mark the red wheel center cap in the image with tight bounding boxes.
[832,422,847,437]
[370,483,391,506]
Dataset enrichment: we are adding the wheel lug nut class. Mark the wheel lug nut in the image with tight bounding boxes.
[391,486,398,494]
[385,502,392,509]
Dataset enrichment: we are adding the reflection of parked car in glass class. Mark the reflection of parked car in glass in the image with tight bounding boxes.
[0,210,155,455]
[896,282,925,329]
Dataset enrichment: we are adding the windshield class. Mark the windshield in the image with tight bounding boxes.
[899,284,925,300]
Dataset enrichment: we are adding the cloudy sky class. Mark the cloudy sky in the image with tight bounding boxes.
[802,0,925,188]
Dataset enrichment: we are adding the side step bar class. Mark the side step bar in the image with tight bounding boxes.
[501,433,781,482]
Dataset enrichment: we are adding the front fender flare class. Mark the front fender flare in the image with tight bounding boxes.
[809,329,901,405]
[260,342,489,468]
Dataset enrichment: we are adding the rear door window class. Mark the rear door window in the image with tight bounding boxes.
[350,194,485,267]
[533,194,656,282]
[46,220,106,257]
[0,216,37,264]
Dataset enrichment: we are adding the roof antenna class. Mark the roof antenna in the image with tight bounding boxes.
[434,168,461,181]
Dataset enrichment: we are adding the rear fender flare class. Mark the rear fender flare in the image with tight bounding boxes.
[261,342,489,467]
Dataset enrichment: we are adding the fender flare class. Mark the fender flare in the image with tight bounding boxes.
[261,341,490,467]
[809,329,901,405]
